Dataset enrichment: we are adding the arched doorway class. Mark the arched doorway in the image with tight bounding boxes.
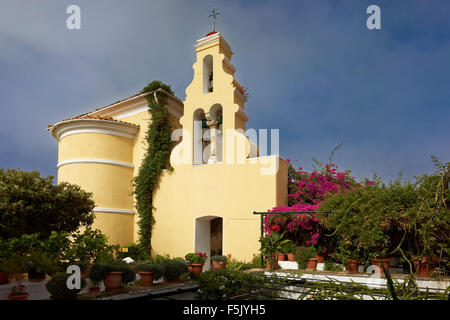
[195,216,223,270]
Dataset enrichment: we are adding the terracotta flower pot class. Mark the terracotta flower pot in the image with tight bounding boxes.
[414,257,435,277]
[372,258,392,276]
[287,253,295,262]
[189,263,204,275]
[306,258,318,270]
[212,261,227,271]
[0,272,8,285]
[265,256,279,271]
[8,293,29,300]
[138,271,154,286]
[82,264,92,278]
[104,271,123,291]
[315,254,325,263]
[278,254,287,261]
[345,259,359,273]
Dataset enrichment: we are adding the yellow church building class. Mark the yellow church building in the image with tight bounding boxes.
[49,32,288,266]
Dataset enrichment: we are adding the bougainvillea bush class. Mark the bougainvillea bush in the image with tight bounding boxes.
[264,161,364,251]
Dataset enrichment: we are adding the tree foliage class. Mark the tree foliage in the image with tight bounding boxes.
[0,169,95,239]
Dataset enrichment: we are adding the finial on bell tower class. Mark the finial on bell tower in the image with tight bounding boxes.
[208,7,222,33]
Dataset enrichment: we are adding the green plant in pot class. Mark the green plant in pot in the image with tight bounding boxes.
[259,232,291,271]
[66,228,119,276]
[87,262,104,292]
[370,246,393,276]
[211,255,228,271]
[185,252,207,275]
[162,259,188,282]
[25,250,54,281]
[332,245,360,273]
[282,241,297,262]
[136,262,164,286]
[0,253,22,285]
[295,246,318,270]
[8,285,29,300]
[46,273,86,300]
[89,261,136,291]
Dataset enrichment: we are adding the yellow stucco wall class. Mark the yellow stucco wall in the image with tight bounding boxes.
[151,157,287,262]
[58,133,133,163]
[57,132,136,246]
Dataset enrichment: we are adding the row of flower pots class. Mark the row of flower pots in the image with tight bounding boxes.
[302,256,436,277]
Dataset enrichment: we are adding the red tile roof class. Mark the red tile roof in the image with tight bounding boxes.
[48,114,139,129]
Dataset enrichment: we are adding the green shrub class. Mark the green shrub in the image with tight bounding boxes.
[89,261,136,285]
[45,273,86,300]
[295,246,317,269]
[324,260,344,271]
[225,254,261,271]
[197,269,266,300]
[67,227,118,264]
[211,255,227,262]
[162,259,188,281]
[108,260,136,284]
[283,241,297,253]
[321,172,450,272]
[88,262,106,285]
[152,254,170,264]
[137,262,164,280]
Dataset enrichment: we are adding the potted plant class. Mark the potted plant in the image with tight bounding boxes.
[295,246,318,270]
[162,259,188,282]
[89,261,135,292]
[0,239,15,285]
[185,253,207,275]
[371,247,392,276]
[0,258,17,285]
[259,232,291,271]
[283,242,297,262]
[412,255,436,278]
[333,246,360,274]
[211,255,227,270]
[278,252,287,261]
[45,273,86,300]
[87,262,104,292]
[25,250,52,282]
[66,227,119,278]
[8,285,29,300]
[136,262,164,286]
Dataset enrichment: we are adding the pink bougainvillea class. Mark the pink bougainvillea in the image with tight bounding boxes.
[264,163,361,247]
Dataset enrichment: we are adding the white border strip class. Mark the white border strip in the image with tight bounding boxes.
[60,128,136,140]
[93,207,135,215]
[57,159,134,169]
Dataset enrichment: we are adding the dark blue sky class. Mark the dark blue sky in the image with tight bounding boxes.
[0,0,449,182]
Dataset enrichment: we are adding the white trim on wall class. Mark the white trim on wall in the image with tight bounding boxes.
[57,158,134,168]
[50,119,139,142]
[93,207,135,215]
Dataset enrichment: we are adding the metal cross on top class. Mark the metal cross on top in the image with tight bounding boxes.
[209,7,222,32]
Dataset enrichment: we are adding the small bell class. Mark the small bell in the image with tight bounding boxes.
[208,72,213,92]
